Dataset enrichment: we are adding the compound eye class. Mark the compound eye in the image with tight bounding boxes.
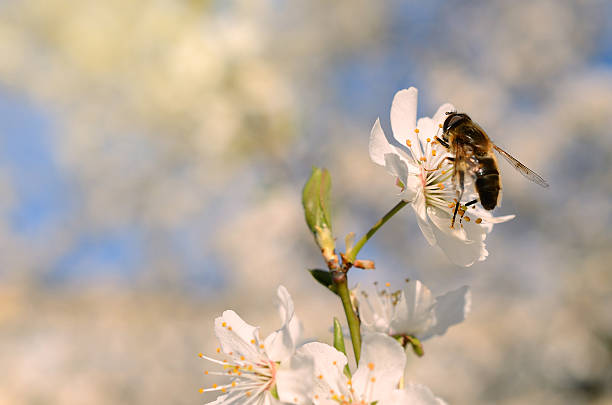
[443,113,465,132]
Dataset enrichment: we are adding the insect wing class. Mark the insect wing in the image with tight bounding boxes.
[492,144,549,187]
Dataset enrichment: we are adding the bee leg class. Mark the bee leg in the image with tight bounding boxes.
[464,199,478,207]
[451,201,460,229]
[435,136,450,149]
[451,171,465,229]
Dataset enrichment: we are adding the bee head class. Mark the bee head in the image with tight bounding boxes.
[443,112,471,133]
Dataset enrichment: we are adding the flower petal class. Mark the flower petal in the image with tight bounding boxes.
[383,153,409,190]
[352,333,405,402]
[293,342,348,403]
[276,352,314,405]
[265,285,302,362]
[359,287,392,334]
[412,192,436,246]
[416,116,436,152]
[215,310,262,360]
[390,88,422,160]
[427,206,486,267]
[380,383,447,405]
[392,280,436,337]
[419,285,471,340]
[369,117,397,166]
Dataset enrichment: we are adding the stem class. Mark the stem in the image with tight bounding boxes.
[335,276,361,364]
[346,200,408,263]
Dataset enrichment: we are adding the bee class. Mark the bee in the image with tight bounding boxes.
[435,112,549,228]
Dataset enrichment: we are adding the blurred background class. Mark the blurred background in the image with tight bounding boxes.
[0,0,611,404]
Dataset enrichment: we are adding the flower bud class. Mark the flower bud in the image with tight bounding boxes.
[302,167,335,262]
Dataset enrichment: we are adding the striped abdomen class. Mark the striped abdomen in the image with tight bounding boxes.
[474,156,500,210]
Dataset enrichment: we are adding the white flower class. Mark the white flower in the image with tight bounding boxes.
[295,332,446,405]
[357,280,471,342]
[199,286,312,405]
[369,87,514,266]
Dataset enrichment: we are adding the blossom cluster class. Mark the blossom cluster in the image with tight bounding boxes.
[200,284,468,405]
[199,87,519,405]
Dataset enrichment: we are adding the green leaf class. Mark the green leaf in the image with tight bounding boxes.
[333,318,351,378]
[309,269,337,294]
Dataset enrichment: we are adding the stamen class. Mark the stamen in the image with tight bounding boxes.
[432,150,437,156]
[426,137,431,142]
[414,128,420,134]
[475,218,482,224]
[464,216,471,222]
[406,140,412,147]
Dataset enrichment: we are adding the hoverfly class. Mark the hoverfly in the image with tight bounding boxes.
[436,112,549,228]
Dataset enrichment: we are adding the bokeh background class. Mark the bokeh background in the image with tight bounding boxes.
[0,0,611,404]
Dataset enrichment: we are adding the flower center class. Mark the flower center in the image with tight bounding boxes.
[199,323,277,401]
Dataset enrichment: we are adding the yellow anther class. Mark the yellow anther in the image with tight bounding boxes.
[439,123,443,128]
[222,322,227,327]
[458,209,465,216]
[406,140,412,147]
[246,391,252,397]
[232,382,237,387]
[368,362,375,371]
[371,377,377,382]
[318,374,323,379]
[420,156,427,161]
[464,216,471,222]
[259,344,265,349]
[240,356,245,361]
[475,218,483,224]
[204,371,209,375]
[216,347,221,353]
[414,128,420,133]
[228,326,232,331]
[250,339,255,344]
[212,384,218,389]
[448,202,455,208]
[432,150,437,156]
[221,387,227,393]
[441,170,446,174]
[426,137,431,142]
[332,361,337,365]
[198,353,203,358]
[385,282,390,287]
[199,388,204,394]
[438,183,445,190]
